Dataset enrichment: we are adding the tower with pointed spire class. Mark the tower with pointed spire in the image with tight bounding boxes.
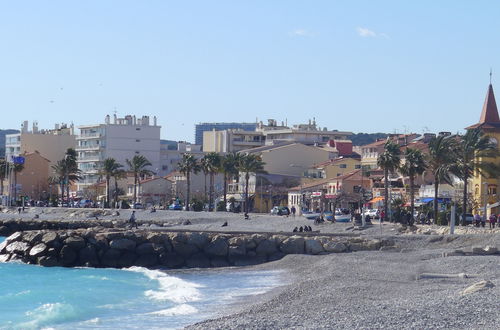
[468,82,500,217]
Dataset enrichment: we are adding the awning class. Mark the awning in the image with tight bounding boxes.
[487,201,500,209]
[226,194,251,202]
[368,196,384,203]
[420,197,449,203]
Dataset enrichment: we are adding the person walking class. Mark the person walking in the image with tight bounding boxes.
[380,210,385,223]
[489,213,497,229]
[129,210,138,229]
[474,213,481,227]
[291,206,296,217]
[481,213,486,228]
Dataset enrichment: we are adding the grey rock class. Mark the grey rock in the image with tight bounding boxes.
[228,245,246,257]
[135,253,157,267]
[6,241,30,254]
[79,245,99,266]
[160,252,184,268]
[187,232,210,249]
[136,242,155,255]
[205,236,228,256]
[280,236,305,254]
[305,239,324,255]
[59,245,77,266]
[6,232,22,244]
[210,257,230,267]
[38,255,61,267]
[146,232,168,245]
[0,254,10,262]
[256,239,278,256]
[22,232,43,244]
[109,238,136,251]
[41,232,59,245]
[172,242,199,257]
[186,253,210,268]
[29,243,48,258]
[101,248,122,267]
[64,236,86,250]
[323,241,347,253]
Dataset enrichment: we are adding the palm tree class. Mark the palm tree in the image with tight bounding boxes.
[221,153,241,209]
[0,158,6,196]
[451,129,500,225]
[63,148,80,204]
[12,162,24,204]
[51,160,67,202]
[199,156,210,203]
[237,154,266,214]
[427,135,456,223]
[399,148,427,224]
[377,140,401,222]
[99,158,123,207]
[126,155,154,203]
[202,152,222,211]
[112,168,126,207]
[177,154,200,211]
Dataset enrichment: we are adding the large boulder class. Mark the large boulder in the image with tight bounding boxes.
[323,241,347,253]
[0,225,9,236]
[204,236,228,256]
[228,245,246,257]
[187,232,210,249]
[41,232,59,245]
[38,255,61,267]
[159,252,184,268]
[146,232,168,245]
[29,243,48,258]
[22,232,43,245]
[186,253,210,268]
[136,242,155,255]
[461,280,495,295]
[256,239,278,256]
[101,248,122,267]
[64,236,86,250]
[280,236,305,254]
[79,245,99,267]
[109,238,136,251]
[305,239,324,255]
[59,245,77,266]
[172,242,199,258]
[135,253,158,267]
[210,257,230,268]
[6,232,22,244]
[6,241,30,254]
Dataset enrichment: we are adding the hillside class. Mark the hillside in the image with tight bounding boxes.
[350,132,389,146]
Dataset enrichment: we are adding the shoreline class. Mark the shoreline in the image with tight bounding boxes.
[186,235,500,330]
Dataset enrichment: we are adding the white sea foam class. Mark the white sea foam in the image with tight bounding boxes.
[126,267,203,303]
[20,303,79,329]
[148,304,198,316]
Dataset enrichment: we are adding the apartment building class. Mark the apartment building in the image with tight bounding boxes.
[76,114,161,193]
[4,121,76,175]
[195,122,257,145]
[203,119,352,153]
[159,141,203,176]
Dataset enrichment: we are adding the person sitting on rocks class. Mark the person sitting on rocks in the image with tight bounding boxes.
[244,213,250,220]
[293,227,298,232]
[299,226,303,232]
[221,221,228,227]
[307,225,312,231]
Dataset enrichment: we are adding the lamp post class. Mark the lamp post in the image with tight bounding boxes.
[483,182,488,222]
[289,164,307,216]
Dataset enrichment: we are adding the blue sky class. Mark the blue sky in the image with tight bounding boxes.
[1,1,499,142]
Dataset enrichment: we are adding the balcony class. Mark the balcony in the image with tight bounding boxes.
[76,145,102,151]
[76,133,102,139]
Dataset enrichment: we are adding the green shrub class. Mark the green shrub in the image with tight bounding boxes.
[191,198,204,212]
[216,201,226,211]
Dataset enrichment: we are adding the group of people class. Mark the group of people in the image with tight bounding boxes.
[474,213,497,228]
[293,225,313,232]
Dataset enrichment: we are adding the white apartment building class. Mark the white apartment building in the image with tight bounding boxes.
[76,114,161,193]
[159,141,203,176]
[5,121,76,175]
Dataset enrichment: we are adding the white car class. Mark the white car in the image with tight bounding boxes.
[363,209,379,218]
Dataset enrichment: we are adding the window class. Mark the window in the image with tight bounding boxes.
[488,185,497,195]
[339,164,347,168]
[355,165,361,169]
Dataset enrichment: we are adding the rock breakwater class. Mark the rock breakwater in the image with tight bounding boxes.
[0,229,394,269]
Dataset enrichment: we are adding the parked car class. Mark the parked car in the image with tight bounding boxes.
[169,203,182,210]
[460,213,474,223]
[270,206,290,216]
[133,203,144,209]
[363,209,379,219]
[79,200,92,208]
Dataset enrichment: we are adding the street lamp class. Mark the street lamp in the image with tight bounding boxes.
[483,182,489,221]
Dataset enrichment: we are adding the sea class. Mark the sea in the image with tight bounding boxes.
[0,237,283,329]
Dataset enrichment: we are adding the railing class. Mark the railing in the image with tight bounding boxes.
[76,133,102,139]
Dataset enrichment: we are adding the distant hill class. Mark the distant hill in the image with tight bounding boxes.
[350,133,389,146]
[0,129,20,158]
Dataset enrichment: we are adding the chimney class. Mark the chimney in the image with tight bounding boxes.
[105,115,110,124]
[153,116,157,126]
[113,114,117,124]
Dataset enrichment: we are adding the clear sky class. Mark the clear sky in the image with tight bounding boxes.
[1,1,499,142]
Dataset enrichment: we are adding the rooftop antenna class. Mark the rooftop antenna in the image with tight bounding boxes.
[490,68,493,84]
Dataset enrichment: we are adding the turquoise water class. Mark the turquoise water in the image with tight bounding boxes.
[0,237,282,329]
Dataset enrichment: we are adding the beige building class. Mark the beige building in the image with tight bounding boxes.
[138,177,173,206]
[244,142,336,177]
[5,121,76,176]
[203,118,352,153]
[13,151,51,201]
[165,170,224,202]
[306,157,361,180]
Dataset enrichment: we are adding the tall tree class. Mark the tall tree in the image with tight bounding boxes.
[12,163,24,204]
[427,135,456,223]
[221,153,241,209]
[177,154,200,211]
[99,158,123,207]
[399,148,427,224]
[112,168,126,207]
[451,129,500,225]
[199,156,210,203]
[51,160,67,203]
[201,152,222,211]
[126,155,154,203]
[237,154,266,214]
[63,148,79,205]
[377,140,401,222]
